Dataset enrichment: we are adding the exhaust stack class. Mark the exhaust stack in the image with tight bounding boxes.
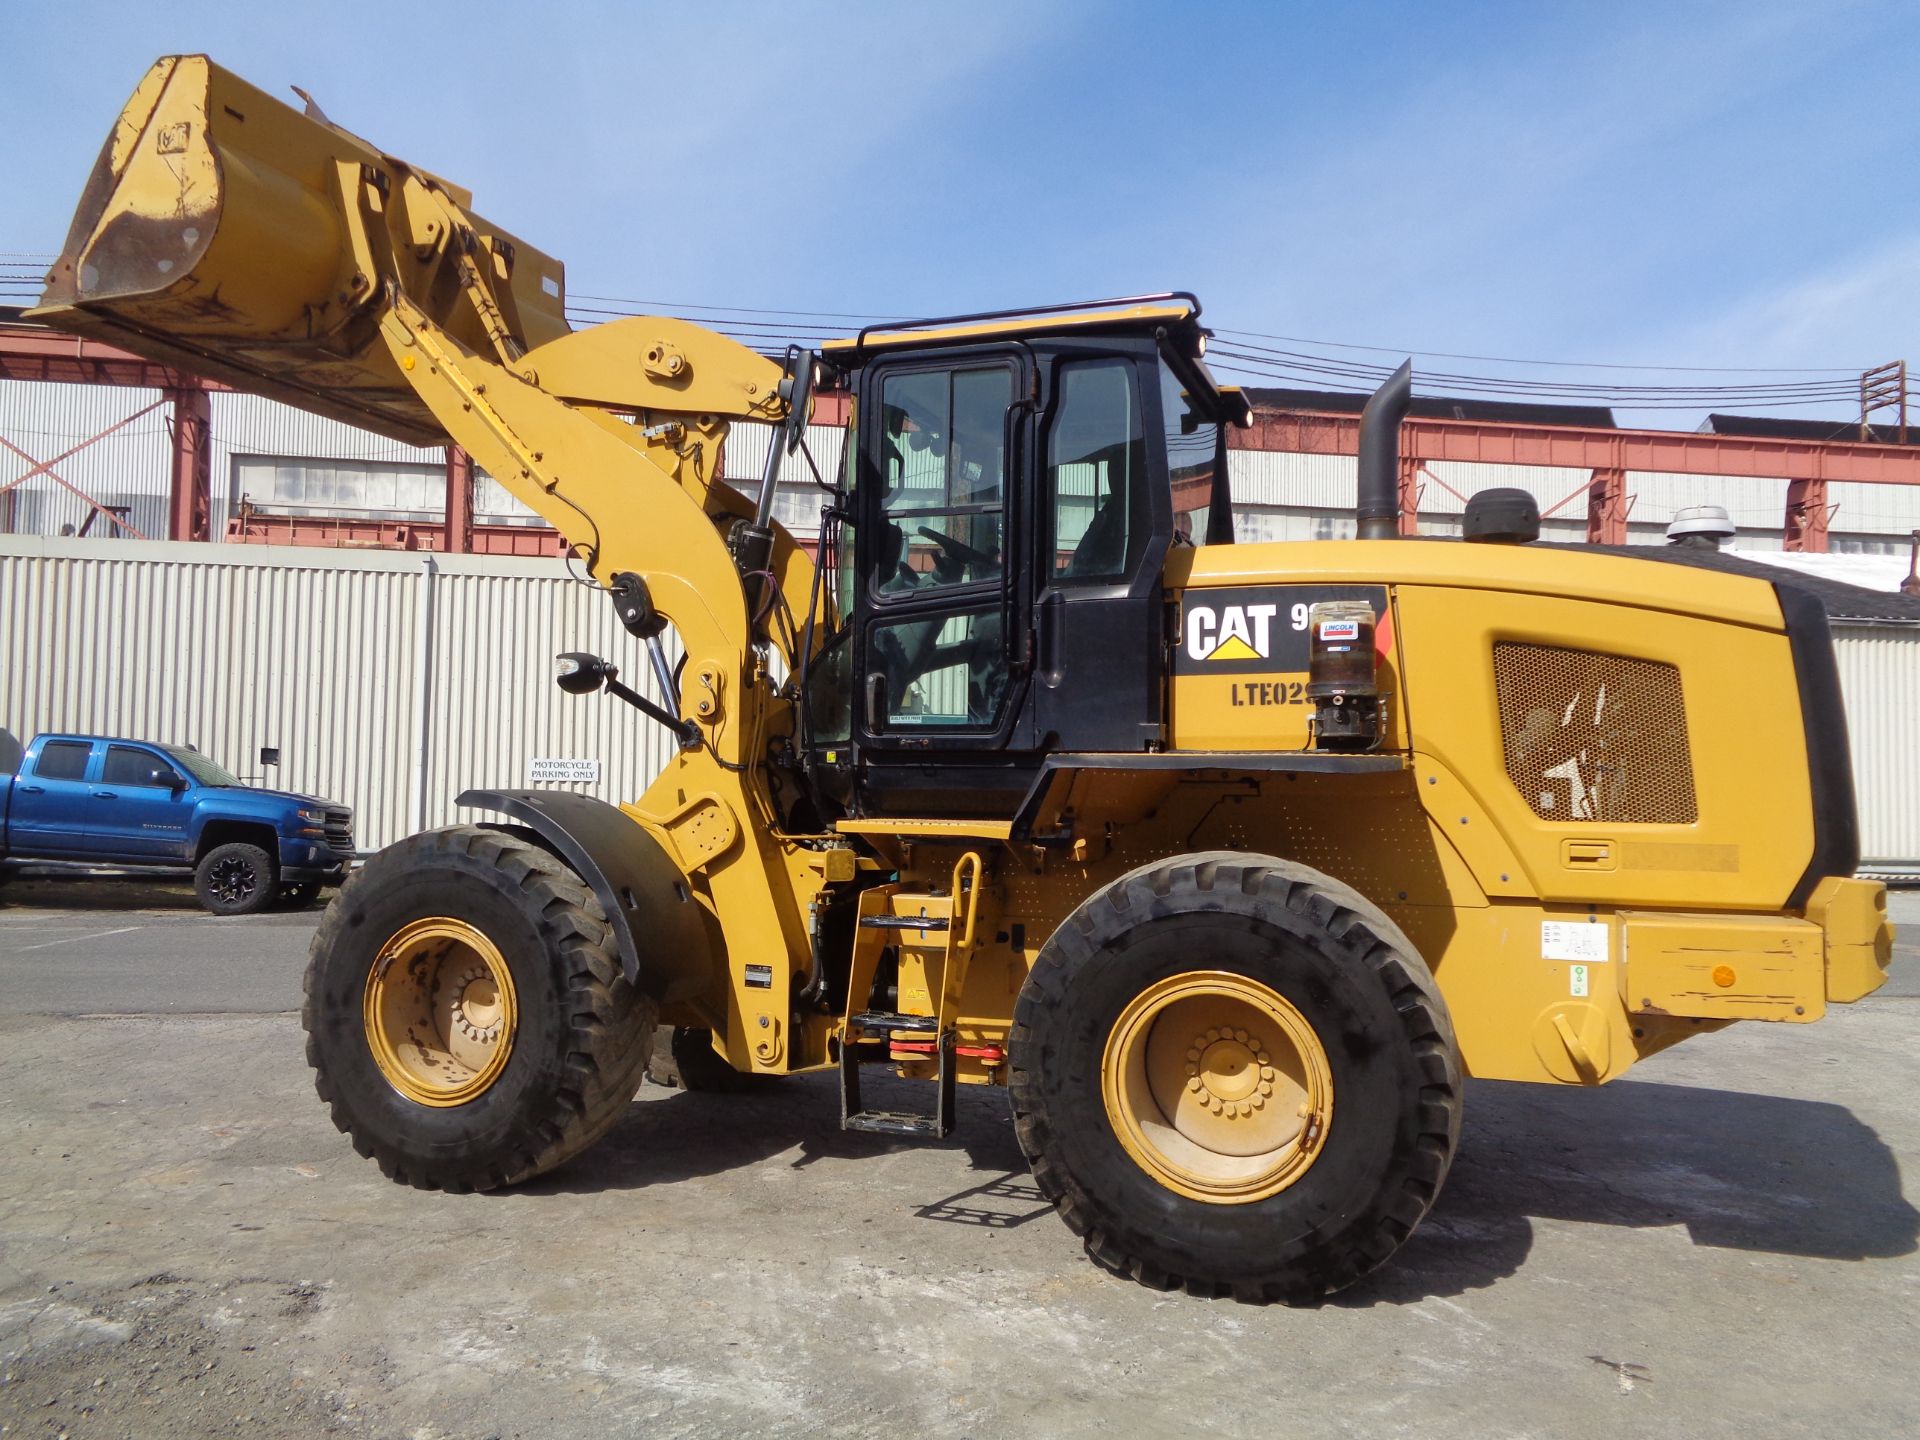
[1355,359,1413,540]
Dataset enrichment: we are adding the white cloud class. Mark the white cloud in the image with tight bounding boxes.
[1647,234,1920,371]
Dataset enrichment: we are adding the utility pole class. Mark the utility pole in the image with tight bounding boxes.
[1860,361,1907,443]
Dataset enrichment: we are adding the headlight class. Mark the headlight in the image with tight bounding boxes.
[297,806,327,823]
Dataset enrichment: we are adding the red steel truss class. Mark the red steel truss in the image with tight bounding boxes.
[1236,409,1920,550]
[7,321,1917,553]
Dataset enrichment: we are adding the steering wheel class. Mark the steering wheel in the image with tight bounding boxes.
[917,524,995,581]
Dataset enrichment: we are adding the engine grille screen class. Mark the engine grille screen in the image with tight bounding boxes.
[1494,643,1698,824]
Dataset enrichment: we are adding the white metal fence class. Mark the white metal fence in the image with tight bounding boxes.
[2,534,1915,868]
[0,535,681,852]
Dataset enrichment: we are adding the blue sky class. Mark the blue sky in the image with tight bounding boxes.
[7,1,1917,422]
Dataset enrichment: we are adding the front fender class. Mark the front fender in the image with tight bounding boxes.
[457,788,712,1001]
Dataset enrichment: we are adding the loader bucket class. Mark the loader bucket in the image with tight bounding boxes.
[30,55,569,446]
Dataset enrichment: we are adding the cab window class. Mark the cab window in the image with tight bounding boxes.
[34,741,91,781]
[869,604,1006,727]
[104,746,179,788]
[875,367,1010,594]
[1048,360,1148,581]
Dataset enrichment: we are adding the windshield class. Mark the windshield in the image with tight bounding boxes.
[164,745,243,787]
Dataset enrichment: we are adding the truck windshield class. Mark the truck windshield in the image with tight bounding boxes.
[163,746,242,787]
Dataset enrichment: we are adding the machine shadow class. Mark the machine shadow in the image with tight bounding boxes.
[524,1068,1917,1305]
[0,875,207,912]
[517,1069,1025,1197]
[1337,1075,1919,1306]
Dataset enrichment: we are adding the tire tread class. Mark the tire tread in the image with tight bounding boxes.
[301,824,655,1192]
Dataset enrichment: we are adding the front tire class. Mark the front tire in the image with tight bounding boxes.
[1009,852,1462,1302]
[195,842,275,916]
[302,825,656,1192]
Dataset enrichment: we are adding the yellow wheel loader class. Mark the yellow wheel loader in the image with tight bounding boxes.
[35,57,1894,1301]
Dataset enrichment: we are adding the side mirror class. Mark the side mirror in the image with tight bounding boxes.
[150,767,185,792]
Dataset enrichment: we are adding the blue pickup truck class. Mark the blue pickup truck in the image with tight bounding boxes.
[0,732,354,915]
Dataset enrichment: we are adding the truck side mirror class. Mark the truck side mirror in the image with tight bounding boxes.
[150,767,185,792]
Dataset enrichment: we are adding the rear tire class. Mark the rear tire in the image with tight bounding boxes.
[1009,851,1461,1302]
[645,1026,767,1093]
[195,842,276,916]
[302,825,656,1192]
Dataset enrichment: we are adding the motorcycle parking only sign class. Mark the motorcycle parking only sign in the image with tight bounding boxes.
[528,758,601,784]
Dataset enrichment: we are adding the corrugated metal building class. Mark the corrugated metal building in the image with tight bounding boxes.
[3,531,1915,870]
[0,535,682,851]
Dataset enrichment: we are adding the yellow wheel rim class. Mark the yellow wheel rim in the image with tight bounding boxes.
[363,917,518,1107]
[1102,971,1333,1204]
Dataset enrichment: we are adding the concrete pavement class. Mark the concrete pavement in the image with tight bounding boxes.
[0,884,1914,1438]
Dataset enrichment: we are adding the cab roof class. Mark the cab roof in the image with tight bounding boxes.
[822,292,1251,425]
[822,296,1203,355]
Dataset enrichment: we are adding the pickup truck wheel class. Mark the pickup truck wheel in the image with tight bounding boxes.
[195,842,276,916]
[1008,852,1462,1303]
[302,825,656,1192]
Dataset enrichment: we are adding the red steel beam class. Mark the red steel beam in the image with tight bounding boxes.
[1396,455,1420,536]
[165,386,212,541]
[444,446,475,554]
[1237,409,1920,486]
[1785,478,1831,553]
[225,510,565,556]
[0,322,229,391]
[1586,467,1629,545]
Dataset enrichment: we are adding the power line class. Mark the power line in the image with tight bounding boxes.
[1204,357,1870,410]
[1,252,1899,415]
[1215,337,1862,393]
[569,292,908,323]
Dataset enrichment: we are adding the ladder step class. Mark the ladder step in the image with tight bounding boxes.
[847,1010,938,1037]
[839,1026,956,1140]
[858,914,950,932]
[844,1111,945,1137]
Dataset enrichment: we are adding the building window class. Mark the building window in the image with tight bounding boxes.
[229,455,541,525]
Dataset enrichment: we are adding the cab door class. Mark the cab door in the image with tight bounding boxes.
[1027,347,1173,751]
[852,352,1032,814]
[8,739,98,854]
[88,745,193,859]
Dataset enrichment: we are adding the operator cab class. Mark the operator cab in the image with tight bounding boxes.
[801,294,1250,819]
